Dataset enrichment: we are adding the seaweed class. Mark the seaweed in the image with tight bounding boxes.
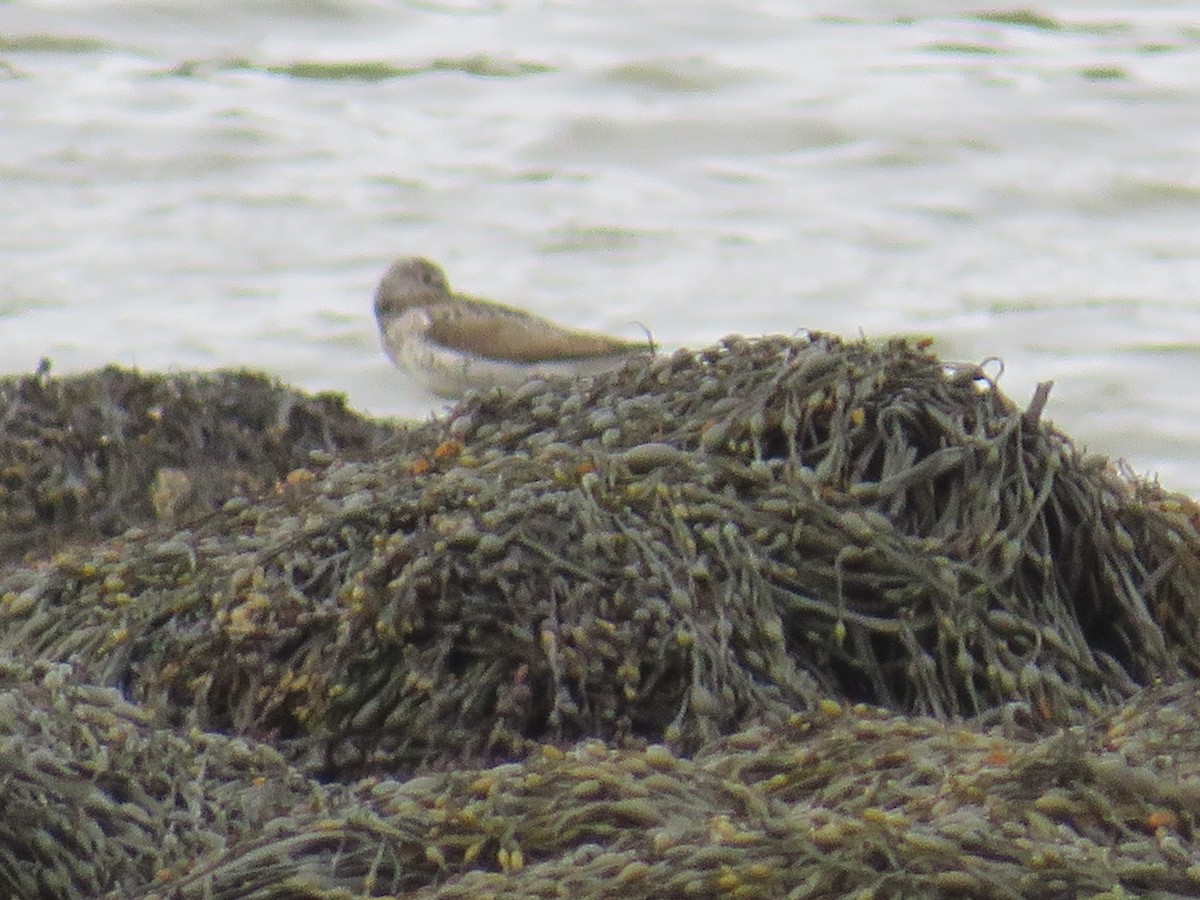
[1,658,1198,898]
[0,364,403,564]
[1,334,1200,896]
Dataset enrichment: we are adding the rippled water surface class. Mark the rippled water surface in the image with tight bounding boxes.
[3,1,1199,491]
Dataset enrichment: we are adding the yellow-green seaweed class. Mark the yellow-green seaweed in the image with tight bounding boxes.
[1,334,1199,897]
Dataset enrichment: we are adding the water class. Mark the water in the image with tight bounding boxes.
[3,1,1199,493]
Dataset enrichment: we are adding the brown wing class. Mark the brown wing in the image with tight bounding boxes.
[425,299,644,364]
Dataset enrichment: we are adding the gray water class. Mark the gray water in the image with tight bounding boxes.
[3,2,1199,493]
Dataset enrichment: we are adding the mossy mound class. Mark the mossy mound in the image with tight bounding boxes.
[0,364,404,563]
[2,335,1198,785]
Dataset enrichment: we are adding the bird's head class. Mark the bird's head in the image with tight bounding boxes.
[373,256,451,321]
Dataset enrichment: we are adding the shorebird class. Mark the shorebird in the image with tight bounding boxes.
[373,256,653,397]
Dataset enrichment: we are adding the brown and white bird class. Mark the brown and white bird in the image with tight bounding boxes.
[373,256,653,397]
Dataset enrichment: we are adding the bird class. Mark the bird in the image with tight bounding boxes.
[373,256,654,397]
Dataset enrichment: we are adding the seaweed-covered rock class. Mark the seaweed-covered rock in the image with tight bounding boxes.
[0,657,325,898]
[2,656,1199,899]
[2,335,1199,785]
[0,364,404,563]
